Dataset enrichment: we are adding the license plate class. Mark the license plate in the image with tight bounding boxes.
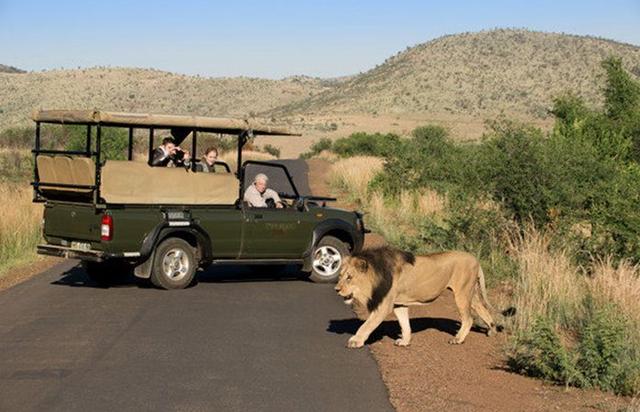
[71,241,91,251]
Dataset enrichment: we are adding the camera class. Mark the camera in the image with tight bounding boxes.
[173,149,185,161]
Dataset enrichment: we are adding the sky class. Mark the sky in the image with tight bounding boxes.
[1,0,639,79]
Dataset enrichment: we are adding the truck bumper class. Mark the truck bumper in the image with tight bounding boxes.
[37,244,106,261]
[37,244,142,262]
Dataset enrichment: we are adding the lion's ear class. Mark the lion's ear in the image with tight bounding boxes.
[352,257,368,273]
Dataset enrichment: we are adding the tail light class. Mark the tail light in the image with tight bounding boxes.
[101,215,113,241]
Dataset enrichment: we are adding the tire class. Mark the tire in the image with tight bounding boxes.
[82,260,132,286]
[150,238,197,290]
[308,236,349,283]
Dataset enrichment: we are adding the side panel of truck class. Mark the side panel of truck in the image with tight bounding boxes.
[44,202,102,244]
[241,208,315,258]
[192,208,244,258]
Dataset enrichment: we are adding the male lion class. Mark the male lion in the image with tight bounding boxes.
[334,246,497,348]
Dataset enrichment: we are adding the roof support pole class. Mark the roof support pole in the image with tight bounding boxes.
[148,127,154,166]
[191,130,197,172]
[33,122,41,201]
[94,125,102,204]
[128,127,134,161]
[86,125,92,157]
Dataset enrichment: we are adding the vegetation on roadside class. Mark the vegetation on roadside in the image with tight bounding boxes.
[326,57,640,395]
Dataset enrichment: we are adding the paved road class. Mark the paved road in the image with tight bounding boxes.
[0,160,393,412]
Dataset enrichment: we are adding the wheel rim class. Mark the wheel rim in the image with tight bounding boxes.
[161,248,190,281]
[312,245,342,278]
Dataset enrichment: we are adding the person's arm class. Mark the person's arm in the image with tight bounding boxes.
[150,148,168,167]
[264,188,283,207]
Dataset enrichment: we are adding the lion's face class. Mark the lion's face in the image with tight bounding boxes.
[335,256,373,308]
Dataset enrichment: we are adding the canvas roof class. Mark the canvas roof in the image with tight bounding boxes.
[32,110,299,136]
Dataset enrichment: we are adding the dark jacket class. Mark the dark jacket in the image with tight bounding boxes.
[194,161,215,173]
[150,147,189,168]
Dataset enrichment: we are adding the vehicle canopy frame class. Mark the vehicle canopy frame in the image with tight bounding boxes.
[30,110,300,205]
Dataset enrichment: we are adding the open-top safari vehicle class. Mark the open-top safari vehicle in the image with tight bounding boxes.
[32,110,365,289]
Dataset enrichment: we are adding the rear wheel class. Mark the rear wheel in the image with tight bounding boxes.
[308,236,349,283]
[150,238,197,290]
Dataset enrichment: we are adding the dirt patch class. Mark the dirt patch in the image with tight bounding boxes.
[0,256,61,292]
[307,158,632,411]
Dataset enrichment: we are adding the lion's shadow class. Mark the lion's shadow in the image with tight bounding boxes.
[327,317,487,344]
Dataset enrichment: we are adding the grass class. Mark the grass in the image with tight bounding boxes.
[0,182,42,277]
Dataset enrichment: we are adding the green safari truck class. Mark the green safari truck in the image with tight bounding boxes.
[32,110,366,289]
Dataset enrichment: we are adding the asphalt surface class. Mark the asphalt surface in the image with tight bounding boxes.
[0,160,393,412]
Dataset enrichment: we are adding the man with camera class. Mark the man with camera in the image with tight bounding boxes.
[151,137,191,168]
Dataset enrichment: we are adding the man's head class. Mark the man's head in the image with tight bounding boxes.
[203,147,218,166]
[162,137,177,155]
[254,173,268,194]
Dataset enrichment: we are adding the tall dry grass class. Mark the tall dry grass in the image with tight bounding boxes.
[329,156,384,202]
[507,228,585,332]
[0,183,42,275]
[588,257,640,332]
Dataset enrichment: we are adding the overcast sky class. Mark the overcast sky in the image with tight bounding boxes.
[1,0,639,79]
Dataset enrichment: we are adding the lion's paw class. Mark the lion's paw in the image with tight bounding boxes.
[448,337,464,345]
[347,336,365,349]
[394,338,411,347]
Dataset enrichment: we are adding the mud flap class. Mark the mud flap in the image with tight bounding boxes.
[133,251,155,279]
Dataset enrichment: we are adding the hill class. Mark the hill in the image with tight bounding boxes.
[0,68,333,129]
[269,29,640,118]
[0,64,25,74]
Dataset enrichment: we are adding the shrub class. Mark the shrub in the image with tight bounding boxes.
[508,316,581,386]
[262,144,281,158]
[300,137,333,159]
[331,132,401,157]
[65,126,128,160]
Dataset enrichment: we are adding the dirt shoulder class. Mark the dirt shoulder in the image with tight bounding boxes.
[306,158,632,412]
[0,256,61,292]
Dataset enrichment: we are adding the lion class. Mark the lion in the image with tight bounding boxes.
[334,246,497,349]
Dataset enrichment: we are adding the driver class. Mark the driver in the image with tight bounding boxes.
[243,173,284,208]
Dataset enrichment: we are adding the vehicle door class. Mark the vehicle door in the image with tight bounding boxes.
[240,162,314,258]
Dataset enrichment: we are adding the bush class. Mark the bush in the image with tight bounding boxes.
[577,300,638,394]
[300,137,332,159]
[262,144,281,158]
[508,316,581,386]
[332,132,401,157]
[65,126,129,161]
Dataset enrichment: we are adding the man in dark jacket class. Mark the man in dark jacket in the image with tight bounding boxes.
[150,137,191,167]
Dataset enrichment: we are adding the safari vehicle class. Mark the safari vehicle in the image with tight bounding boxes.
[32,110,366,289]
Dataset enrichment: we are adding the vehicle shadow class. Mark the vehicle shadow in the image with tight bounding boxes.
[197,264,305,283]
[50,265,152,289]
[51,264,307,288]
[327,317,489,344]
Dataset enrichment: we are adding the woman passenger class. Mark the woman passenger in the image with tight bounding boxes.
[195,146,218,173]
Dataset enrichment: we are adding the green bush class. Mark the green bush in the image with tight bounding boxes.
[332,132,401,157]
[262,144,281,158]
[300,137,332,159]
[577,300,639,395]
[508,316,581,386]
[65,126,128,160]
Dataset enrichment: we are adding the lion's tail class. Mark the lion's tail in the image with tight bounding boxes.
[478,265,517,319]
[477,266,495,312]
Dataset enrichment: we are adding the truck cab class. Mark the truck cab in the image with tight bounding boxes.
[32,110,365,289]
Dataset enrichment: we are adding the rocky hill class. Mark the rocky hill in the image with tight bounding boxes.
[0,68,332,129]
[2,29,639,131]
[0,64,25,74]
[269,29,640,118]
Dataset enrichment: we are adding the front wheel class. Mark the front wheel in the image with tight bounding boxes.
[308,236,349,283]
[150,238,197,290]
